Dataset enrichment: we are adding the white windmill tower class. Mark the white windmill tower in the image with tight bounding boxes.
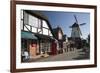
[69,15,86,39]
[69,15,86,49]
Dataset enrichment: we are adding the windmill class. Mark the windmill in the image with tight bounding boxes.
[69,15,86,39]
[69,15,86,49]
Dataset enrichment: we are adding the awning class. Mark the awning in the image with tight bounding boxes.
[35,34,54,40]
[21,31,37,40]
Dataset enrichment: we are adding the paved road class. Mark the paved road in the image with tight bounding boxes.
[28,49,89,62]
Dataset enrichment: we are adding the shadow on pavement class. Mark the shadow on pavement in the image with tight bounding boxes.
[72,51,90,60]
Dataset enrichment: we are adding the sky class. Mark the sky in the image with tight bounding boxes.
[34,10,90,39]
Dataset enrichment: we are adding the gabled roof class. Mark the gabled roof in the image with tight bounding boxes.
[24,10,48,20]
[24,10,55,38]
[52,26,64,40]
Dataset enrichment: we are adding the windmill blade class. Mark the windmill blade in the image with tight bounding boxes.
[74,15,78,24]
[80,23,86,26]
[78,26,82,35]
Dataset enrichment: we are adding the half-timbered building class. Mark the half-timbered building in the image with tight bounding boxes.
[21,10,56,61]
[53,26,66,53]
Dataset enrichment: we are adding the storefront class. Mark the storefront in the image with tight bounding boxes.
[21,10,57,62]
[21,31,38,61]
[35,34,54,55]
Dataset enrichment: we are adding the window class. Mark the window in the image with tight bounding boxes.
[24,25,30,31]
[58,31,62,40]
[24,11,29,25]
[23,11,53,36]
[21,39,28,51]
[48,30,52,36]
[21,10,23,30]
[32,27,37,32]
[23,11,42,28]
[29,14,38,27]
[28,14,42,28]
[43,20,48,28]
[38,29,42,34]
[43,28,48,35]
[38,19,42,28]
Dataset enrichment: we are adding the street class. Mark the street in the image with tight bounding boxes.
[28,48,90,62]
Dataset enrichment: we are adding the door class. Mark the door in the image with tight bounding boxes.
[29,40,37,59]
[51,41,57,55]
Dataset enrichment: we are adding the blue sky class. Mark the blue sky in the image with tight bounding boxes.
[35,10,90,39]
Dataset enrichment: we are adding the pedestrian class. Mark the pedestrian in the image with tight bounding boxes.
[24,51,29,59]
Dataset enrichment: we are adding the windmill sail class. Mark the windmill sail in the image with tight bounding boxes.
[78,26,82,35]
[80,23,86,26]
[70,15,86,38]
[74,15,78,24]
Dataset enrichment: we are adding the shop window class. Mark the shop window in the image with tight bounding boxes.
[21,39,27,51]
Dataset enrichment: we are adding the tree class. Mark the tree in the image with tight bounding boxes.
[87,34,90,47]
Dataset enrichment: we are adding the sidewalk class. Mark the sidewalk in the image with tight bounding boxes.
[28,53,49,62]
[28,48,85,62]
